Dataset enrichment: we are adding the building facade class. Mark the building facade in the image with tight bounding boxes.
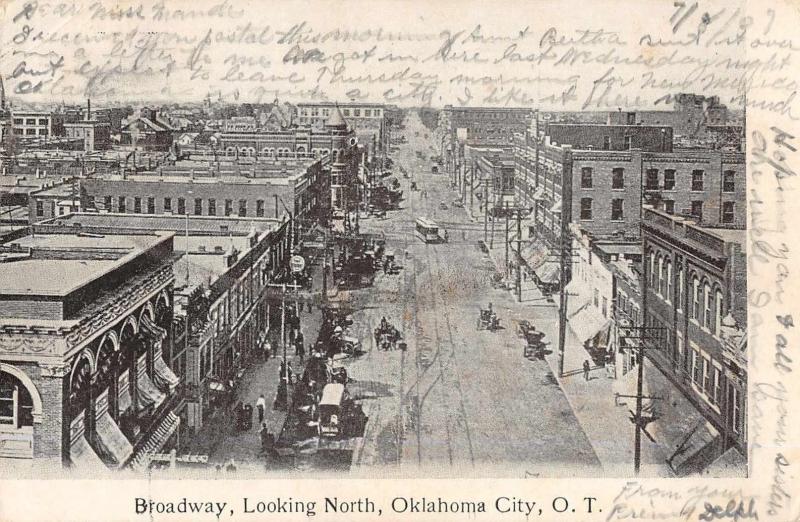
[0,230,180,471]
[79,157,330,226]
[641,207,747,452]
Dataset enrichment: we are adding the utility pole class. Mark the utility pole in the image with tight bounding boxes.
[489,191,496,249]
[504,203,510,278]
[469,162,475,210]
[557,212,569,378]
[516,211,523,302]
[483,183,489,243]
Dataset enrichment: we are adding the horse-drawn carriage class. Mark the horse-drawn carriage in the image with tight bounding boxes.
[374,320,405,351]
[477,307,500,331]
[518,321,546,359]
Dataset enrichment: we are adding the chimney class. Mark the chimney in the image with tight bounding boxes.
[86,98,91,120]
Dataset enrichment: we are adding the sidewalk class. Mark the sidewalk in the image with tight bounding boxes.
[483,241,673,476]
[185,259,329,470]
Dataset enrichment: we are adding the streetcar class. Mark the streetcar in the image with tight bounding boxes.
[415,217,440,243]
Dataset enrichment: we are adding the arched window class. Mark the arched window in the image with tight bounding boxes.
[677,264,684,312]
[0,371,34,428]
[692,276,700,320]
[69,357,93,419]
[665,259,672,303]
[657,255,664,296]
[715,288,724,335]
[648,251,656,287]
[704,282,712,330]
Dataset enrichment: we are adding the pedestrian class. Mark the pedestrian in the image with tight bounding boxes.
[225,458,237,473]
[583,360,591,381]
[296,337,305,363]
[263,338,272,361]
[256,394,266,424]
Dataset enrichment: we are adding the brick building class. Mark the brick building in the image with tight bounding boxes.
[513,124,746,251]
[78,156,330,227]
[35,213,293,437]
[296,102,390,154]
[641,207,747,455]
[217,107,359,212]
[0,229,180,471]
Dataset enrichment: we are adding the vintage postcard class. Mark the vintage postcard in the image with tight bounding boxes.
[0,0,797,520]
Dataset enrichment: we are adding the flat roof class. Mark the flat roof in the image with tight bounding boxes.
[87,174,298,186]
[1,232,170,296]
[0,259,113,295]
[46,213,280,235]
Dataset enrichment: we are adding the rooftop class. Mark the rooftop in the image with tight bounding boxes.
[42,212,280,236]
[0,232,170,297]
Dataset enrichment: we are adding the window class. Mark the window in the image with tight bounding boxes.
[645,169,659,189]
[663,200,675,214]
[593,288,599,307]
[623,135,632,150]
[703,283,712,330]
[354,109,360,116]
[36,201,44,217]
[711,367,721,405]
[25,129,35,135]
[580,167,593,188]
[13,118,22,124]
[691,200,703,220]
[194,198,202,216]
[164,197,172,212]
[256,199,265,217]
[722,202,735,224]
[665,260,672,303]
[343,109,350,116]
[612,168,624,189]
[25,118,36,125]
[715,290,723,336]
[147,197,155,214]
[134,197,142,213]
[602,297,608,318]
[118,196,126,213]
[692,348,701,384]
[364,109,371,117]
[38,118,47,125]
[38,129,47,135]
[692,277,700,320]
[611,198,624,220]
[225,199,233,216]
[731,386,741,433]
[691,170,704,191]
[238,199,247,217]
[580,197,593,220]
[177,198,186,215]
[104,196,111,211]
[723,170,735,192]
[603,136,611,150]
[657,256,664,296]
[702,356,711,394]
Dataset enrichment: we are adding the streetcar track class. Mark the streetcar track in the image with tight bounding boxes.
[429,244,476,467]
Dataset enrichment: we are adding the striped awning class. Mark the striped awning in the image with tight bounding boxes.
[535,261,561,284]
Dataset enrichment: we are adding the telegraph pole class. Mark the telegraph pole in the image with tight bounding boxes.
[504,203,510,278]
[469,162,475,209]
[483,183,488,243]
[556,215,569,378]
[516,212,523,302]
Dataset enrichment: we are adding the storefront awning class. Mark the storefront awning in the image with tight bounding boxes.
[569,304,612,345]
[140,314,167,340]
[153,355,180,393]
[69,412,106,471]
[137,355,166,410]
[118,370,132,413]
[70,435,106,471]
[95,410,133,466]
[521,240,550,270]
[129,411,181,471]
[535,261,561,284]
